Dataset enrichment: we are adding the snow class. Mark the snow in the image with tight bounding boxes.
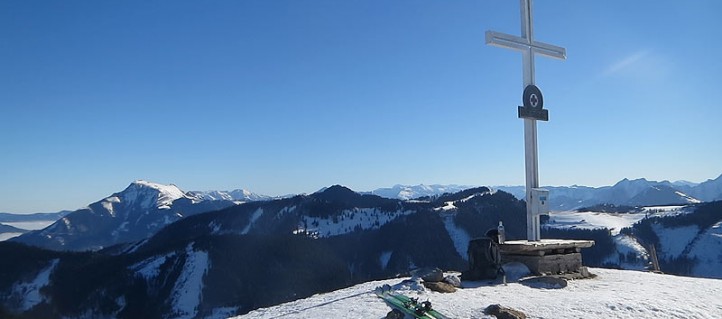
[545,211,645,235]
[191,189,270,202]
[9,259,59,311]
[441,214,471,261]
[101,196,121,217]
[675,191,702,203]
[436,201,457,211]
[236,268,722,319]
[603,234,649,270]
[652,224,698,258]
[122,180,187,210]
[240,208,263,235]
[61,217,71,229]
[545,206,692,236]
[171,243,209,319]
[434,193,487,212]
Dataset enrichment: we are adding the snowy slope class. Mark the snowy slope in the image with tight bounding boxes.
[4,259,59,313]
[237,268,722,319]
[543,206,695,269]
[688,221,722,278]
[170,244,209,319]
[12,180,236,251]
[120,180,190,209]
[544,206,690,235]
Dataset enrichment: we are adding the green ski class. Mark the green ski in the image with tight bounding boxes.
[374,285,452,319]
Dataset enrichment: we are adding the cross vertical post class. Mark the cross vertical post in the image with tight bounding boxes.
[485,0,566,241]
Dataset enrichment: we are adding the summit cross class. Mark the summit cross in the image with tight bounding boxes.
[485,0,566,241]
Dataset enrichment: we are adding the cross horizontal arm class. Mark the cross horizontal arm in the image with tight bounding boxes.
[485,31,566,60]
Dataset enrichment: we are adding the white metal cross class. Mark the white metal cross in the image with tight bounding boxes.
[485,0,566,241]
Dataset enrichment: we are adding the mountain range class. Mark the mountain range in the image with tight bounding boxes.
[12,181,237,251]
[2,185,510,318]
[372,174,722,211]
[2,181,721,318]
[7,174,722,252]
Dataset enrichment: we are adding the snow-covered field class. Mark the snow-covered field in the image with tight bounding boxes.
[544,206,690,235]
[237,268,722,319]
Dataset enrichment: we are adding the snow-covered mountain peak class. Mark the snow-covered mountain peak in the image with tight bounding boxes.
[371,184,472,200]
[120,180,189,210]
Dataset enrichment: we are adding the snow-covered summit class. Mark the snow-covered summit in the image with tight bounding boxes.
[238,268,722,319]
[119,180,191,210]
[12,180,236,251]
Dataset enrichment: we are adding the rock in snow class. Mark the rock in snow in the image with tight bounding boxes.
[236,268,722,318]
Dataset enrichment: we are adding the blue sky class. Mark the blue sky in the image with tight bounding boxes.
[1,0,721,213]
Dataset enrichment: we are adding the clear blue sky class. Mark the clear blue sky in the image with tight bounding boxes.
[2,0,720,213]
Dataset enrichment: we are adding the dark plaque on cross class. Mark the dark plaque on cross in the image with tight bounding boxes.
[518,84,548,121]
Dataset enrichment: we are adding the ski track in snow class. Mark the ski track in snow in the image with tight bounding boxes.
[441,215,470,261]
[236,268,722,319]
[171,244,209,319]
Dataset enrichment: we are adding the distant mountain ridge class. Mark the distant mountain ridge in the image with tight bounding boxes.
[0,184,521,318]
[368,184,472,200]
[370,174,722,210]
[187,189,271,202]
[8,174,721,251]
